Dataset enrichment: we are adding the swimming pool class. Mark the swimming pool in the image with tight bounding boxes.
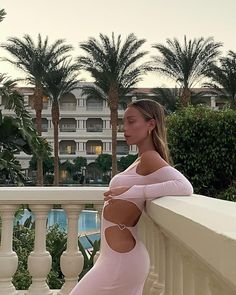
[18,209,101,249]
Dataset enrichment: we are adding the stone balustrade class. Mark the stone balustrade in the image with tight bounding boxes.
[0,187,236,295]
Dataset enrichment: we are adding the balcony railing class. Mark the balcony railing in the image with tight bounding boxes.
[60,126,76,132]
[86,126,103,132]
[0,188,236,295]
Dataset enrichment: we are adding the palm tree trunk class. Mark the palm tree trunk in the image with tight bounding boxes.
[34,85,44,186]
[180,87,191,107]
[52,101,60,186]
[109,87,119,177]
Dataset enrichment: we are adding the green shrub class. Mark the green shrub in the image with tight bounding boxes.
[12,222,100,290]
[215,185,236,202]
[12,225,34,289]
[167,106,236,197]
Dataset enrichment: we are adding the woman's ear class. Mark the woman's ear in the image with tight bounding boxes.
[148,119,156,130]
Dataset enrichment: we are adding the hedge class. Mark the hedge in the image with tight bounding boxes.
[167,106,236,197]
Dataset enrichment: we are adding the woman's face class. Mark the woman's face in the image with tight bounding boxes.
[123,106,150,145]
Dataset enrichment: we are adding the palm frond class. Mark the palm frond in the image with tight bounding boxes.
[152,36,222,88]
[0,8,6,22]
[205,52,236,106]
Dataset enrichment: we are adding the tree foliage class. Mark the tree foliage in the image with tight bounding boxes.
[77,32,150,176]
[0,75,51,184]
[152,36,222,106]
[167,106,236,197]
[205,51,236,109]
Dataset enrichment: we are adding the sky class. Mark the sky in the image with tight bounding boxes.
[1,0,236,88]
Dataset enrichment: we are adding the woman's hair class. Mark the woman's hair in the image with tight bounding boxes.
[128,99,172,164]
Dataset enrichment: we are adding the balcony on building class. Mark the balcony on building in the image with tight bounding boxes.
[86,140,103,155]
[28,94,49,110]
[117,118,124,132]
[59,118,76,132]
[59,140,76,155]
[60,93,77,111]
[33,118,48,132]
[86,118,103,132]
[86,97,103,111]
[116,141,129,155]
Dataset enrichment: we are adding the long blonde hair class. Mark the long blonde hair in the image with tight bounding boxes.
[128,99,171,164]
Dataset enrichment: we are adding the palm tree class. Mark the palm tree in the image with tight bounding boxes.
[152,87,180,113]
[152,36,222,107]
[1,34,72,185]
[77,33,149,176]
[205,51,236,110]
[152,87,211,113]
[44,60,79,185]
[0,8,6,22]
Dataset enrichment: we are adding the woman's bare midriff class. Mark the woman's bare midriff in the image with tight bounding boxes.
[103,199,142,253]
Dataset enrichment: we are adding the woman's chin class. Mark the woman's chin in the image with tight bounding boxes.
[125,138,135,145]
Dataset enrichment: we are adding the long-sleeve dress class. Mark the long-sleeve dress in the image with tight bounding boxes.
[70,161,193,295]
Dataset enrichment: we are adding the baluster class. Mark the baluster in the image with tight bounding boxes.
[27,204,52,295]
[150,224,161,295]
[59,204,84,295]
[138,212,148,294]
[182,253,194,295]
[0,205,18,295]
[93,204,103,264]
[172,242,183,295]
[208,276,230,295]
[193,264,211,295]
[157,230,166,295]
[165,236,173,295]
[144,218,157,295]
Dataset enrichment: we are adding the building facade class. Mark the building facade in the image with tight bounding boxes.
[0,83,226,182]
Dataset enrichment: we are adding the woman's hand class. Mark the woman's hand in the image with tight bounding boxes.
[103,186,131,202]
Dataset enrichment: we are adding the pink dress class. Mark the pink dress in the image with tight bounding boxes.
[70,162,193,295]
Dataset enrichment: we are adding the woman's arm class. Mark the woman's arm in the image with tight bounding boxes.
[127,165,193,200]
[104,151,193,201]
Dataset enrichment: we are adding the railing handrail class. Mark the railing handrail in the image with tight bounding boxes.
[0,186,106,204]
[145,194,236,290]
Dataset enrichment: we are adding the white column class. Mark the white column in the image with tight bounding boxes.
[59,205,84,295]
[79,120,84,130]
[93,204,103,264]
[0,205,18,295]
[24,95,29,105]
[79,142,84,152]
[27,204,52,295]
[210,96,216,109]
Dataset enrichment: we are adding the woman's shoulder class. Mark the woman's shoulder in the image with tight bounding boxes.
[138,150,169,175]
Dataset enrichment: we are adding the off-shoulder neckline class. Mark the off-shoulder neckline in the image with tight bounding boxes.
[122,160,171,177]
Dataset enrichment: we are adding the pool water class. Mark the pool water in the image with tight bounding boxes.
[18,209,101,249]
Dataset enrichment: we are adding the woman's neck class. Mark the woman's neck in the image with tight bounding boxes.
[137,144,156,157]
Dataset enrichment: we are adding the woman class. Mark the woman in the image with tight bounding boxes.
[70,99,193,295]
